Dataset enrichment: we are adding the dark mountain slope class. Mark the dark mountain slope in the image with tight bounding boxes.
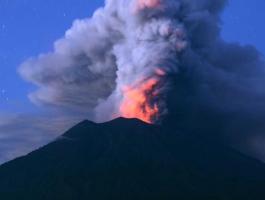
[0,117,264,200]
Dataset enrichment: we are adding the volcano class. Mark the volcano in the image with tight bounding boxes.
[0,118,264,199]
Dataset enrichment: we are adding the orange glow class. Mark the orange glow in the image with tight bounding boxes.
[120,78,160,123]
[155,68,166,76]
[135,0,161,11]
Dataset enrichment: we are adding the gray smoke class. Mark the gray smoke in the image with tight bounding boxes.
[19,0,265,160]
[19,0,189,122]
[0,113,80,164]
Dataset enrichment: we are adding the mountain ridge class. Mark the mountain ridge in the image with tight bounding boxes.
[0,117,264,200]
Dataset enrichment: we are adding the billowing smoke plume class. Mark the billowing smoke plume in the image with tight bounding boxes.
[20,0,189,123]
[20,1,265,158]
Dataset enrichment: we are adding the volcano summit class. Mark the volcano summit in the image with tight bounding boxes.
[0,118,264,200]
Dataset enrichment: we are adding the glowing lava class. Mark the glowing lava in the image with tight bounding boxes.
[135,0,161,11]
[120,78,160,124]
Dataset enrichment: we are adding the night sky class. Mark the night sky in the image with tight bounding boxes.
[0,0,265,163]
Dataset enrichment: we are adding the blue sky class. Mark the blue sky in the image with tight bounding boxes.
[222,0,265,53]
[0,0,102,113]
[0,0,264,114]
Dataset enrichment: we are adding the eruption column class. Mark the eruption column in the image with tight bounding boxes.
[120,77,160,123]
[119,68,166,123]
[136,0,161,9]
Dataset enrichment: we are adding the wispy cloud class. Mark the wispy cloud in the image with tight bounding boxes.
[0,113,82,164]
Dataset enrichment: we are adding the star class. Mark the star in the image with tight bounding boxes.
[1,24,6,30]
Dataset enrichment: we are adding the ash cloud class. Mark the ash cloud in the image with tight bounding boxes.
[19,0,265,161]
[0,113,82,164]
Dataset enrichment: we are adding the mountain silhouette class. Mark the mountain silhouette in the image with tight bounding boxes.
[0,117,264,200]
